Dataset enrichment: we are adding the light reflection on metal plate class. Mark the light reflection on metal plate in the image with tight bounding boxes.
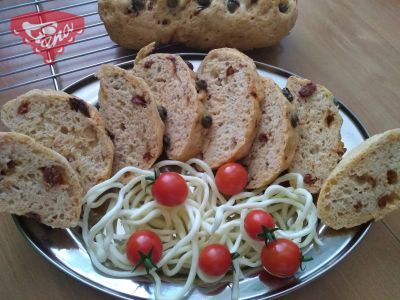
[13,54,371,300]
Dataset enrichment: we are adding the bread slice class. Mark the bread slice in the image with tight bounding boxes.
[197,48,264,169]
[317,128,400,229]
[0,132,82,228]
[133,43,206,161]
[96,64,164,173]
[286,76,344,193]
[242,77,298,189]
[1,89,114,194]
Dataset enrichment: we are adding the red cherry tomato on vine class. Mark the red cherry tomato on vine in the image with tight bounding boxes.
[126,230,163,269]
[199,244,232,276]
[261,238,301,278]
[244,210,275,241]
[151,172,188,207]
[215,163,248,196]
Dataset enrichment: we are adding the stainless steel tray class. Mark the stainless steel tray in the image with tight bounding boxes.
[13,54,371,299]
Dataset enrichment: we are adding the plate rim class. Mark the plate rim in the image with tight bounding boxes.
[13,53,371,300]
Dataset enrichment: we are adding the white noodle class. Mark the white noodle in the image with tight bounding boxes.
[81,159,321,300]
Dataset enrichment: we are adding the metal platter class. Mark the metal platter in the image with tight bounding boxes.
[13,54,371,299]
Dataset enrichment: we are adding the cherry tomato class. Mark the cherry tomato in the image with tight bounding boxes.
[261,238,301,278]
[244,210,275,241]
[199,244,231,276]
[215,162,248,196]
[151,172,188,207]
[126,230,163,268]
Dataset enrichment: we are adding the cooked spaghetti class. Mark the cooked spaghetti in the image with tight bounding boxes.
[81,158,321,300]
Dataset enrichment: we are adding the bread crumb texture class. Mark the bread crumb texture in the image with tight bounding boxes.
[197,48,264,168]
[317,128,400,229]
[1,89,114,193]
[0,132,82,228]
[287,76,344,194]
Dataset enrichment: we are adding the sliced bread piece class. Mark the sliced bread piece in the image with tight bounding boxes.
[197,48,264,169]
[133,43,206,161]
[317,128,400,229]
[0,132,82,228]
[242,77,298,189]
[286,76,344,193]
[1,89,114,193]
[96,64,164,173]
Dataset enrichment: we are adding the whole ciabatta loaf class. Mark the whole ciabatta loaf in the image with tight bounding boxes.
[97,64,164,172]
[98,0,297,50]
[286,76,344,193]
[197,48,264,169]
[317,129,400,229]
[0,132,82,228]
[242,77,298,189]
[133,43,206,161]
[1,89,114,193]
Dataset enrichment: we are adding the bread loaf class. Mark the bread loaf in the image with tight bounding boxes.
[317,128,400,229]
[1,89,114,194]
[0,132,82,228]
[98,0,298,50]
[242,77,297,189]
[286,76,344,193]
[197,48,264,169]
[133,43,206,161]
[97,64,165,172]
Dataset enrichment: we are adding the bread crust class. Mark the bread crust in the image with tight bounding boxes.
[243,77,298,189]
[1,89,114,194]
[317,128,400,229]
[98,0,298,50]
[0,132,82,228]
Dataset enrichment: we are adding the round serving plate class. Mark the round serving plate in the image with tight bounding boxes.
[13,54,371,300]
